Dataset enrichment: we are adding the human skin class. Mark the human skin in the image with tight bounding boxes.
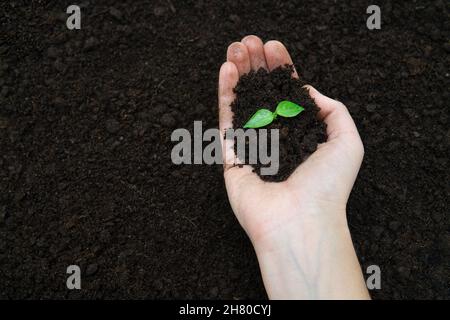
[218,35,370,299]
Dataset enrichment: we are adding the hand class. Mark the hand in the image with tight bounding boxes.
[218,36,369,299]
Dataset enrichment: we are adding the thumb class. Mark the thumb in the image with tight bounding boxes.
[285,85,364,198]
[305,85,363,150]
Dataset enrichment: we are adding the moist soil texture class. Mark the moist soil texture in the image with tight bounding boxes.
[231,66,327,182]
[0,1,449,299]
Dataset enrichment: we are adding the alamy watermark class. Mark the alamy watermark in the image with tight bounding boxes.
[66,5,81,30]
[171,121,280,175]
[366,265,381,290]
[66,265,81,289]
[366,5,381,30]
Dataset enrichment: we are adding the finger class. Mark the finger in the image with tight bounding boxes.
[263,40,298,78]
[218,62,238,133]
[241,35,268,71]
[227,42,251,76]
[218,62,261,188]
[218,62,239,167]
[305,85,361,142]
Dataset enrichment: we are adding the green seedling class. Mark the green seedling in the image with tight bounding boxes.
[243,100,304,129]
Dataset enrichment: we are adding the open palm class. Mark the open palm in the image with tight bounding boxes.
[218,36,364,245]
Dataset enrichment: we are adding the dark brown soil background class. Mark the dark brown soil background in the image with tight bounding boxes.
[0,0,449,299]
[231,66,327,182]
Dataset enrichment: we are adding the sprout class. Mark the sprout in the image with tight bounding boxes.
[243,100,304,129]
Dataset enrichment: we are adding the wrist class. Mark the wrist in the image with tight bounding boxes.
[252,210,350,258]
[250,205,349,255]
[249,209,368,299]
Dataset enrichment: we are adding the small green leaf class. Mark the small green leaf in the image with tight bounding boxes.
[275,100,304,117]
[243,109,275,128]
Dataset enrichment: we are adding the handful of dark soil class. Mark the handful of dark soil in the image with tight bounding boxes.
[231,66,327,182]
